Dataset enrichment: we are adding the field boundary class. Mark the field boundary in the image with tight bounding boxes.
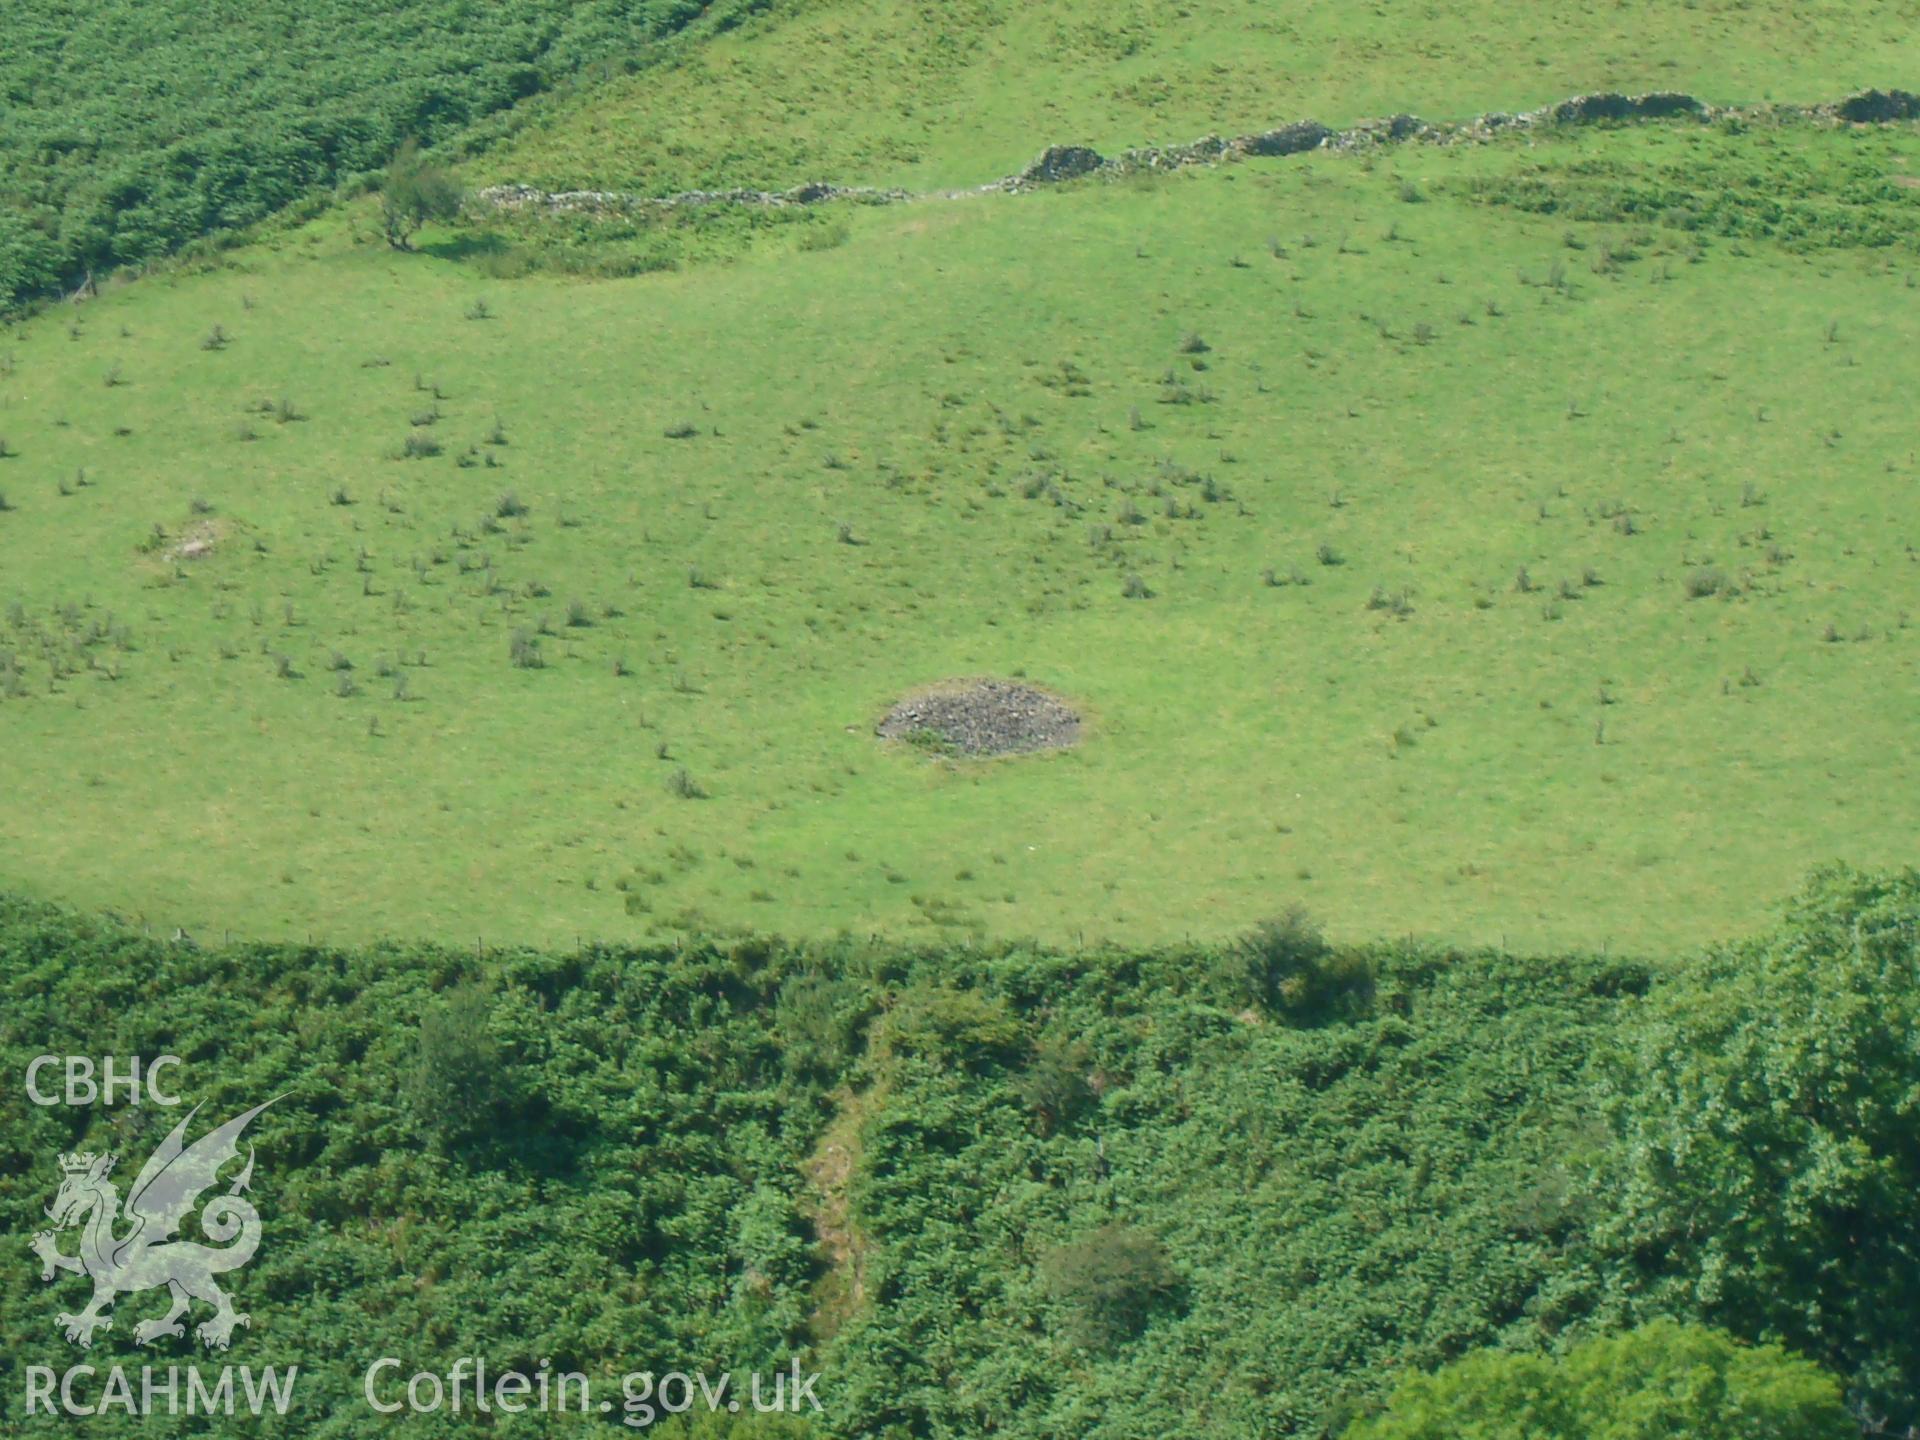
[474,87,1920,217]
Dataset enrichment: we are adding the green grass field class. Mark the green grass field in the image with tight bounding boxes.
[3,113,1914,954]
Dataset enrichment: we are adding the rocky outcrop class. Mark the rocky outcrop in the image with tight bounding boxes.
[476,88,1919,217]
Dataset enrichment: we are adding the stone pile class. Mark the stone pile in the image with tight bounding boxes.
[876,680,1081,758]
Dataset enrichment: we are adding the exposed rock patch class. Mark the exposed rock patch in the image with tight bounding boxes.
[165,520,221,562]
[876,679,1081,758]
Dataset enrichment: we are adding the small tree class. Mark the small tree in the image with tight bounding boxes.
[381,140,463,252]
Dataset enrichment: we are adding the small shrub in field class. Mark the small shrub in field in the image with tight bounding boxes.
[494,490,528,518]
[329,486,353,506]
[663,420,698,440]
[1316,542,1343,567]
[565,599,590,628]
[200,325,229,351]
[1366,586,1414,618]
[666,767,705,800]
[484,418,507,446]
[465,298,491,321]
[1513,565,1536,593]
[400,433,441,460]
[1121,572,1152,599]
[1685,566,1730,599]
[273,397,302,424]
[1178,331,1210,354]
[508,630,543,669]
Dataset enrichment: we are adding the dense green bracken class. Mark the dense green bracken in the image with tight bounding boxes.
[3,867,1914,1436]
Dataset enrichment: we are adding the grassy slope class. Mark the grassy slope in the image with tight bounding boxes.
[2,118,1915,954]
[479,0,1920,194]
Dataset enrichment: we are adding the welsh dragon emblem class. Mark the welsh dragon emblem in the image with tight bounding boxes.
[30,1100,275,1350]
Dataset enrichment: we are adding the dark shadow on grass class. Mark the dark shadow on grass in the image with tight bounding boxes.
[417,231,514,264]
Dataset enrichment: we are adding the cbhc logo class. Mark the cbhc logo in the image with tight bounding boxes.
[24,1055,183,1107]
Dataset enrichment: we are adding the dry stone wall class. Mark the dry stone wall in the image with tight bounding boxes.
[475,89,1920,217]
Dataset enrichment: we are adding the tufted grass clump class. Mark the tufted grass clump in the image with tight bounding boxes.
[1684,566,1731,599]
[508,629,543,669]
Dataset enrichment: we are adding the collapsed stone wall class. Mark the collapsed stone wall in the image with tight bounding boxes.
[475,88,1920,217]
